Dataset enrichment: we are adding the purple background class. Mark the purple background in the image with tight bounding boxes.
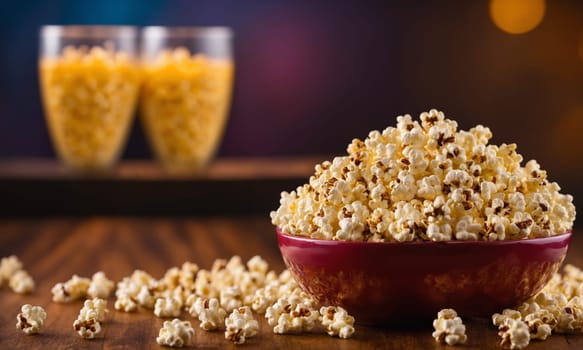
[0,0,582,214]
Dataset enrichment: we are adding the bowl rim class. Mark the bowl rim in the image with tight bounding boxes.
[276,228,572,247]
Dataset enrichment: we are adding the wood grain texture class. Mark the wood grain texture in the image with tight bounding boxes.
[0,217,582,349]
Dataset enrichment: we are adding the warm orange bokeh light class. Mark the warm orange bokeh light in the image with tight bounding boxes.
[490,0,546,34]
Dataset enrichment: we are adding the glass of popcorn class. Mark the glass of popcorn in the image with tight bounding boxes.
[39,25,140,172]
[140,26,234,172]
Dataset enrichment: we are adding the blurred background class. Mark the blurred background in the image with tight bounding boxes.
[0,0,581,217]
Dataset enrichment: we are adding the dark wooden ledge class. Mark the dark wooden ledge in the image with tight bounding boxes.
[0,157,325,217]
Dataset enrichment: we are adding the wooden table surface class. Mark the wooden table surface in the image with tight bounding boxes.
[1,217,582,349]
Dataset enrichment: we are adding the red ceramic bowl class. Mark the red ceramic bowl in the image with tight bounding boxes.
[277,229,571,325]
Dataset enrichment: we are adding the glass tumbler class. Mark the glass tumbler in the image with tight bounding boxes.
[140,27,234,172]
[39,25,140,172]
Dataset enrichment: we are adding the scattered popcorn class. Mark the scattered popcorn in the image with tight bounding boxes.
[80,298,108,322]
[251,281,280,314]
[73,298,107,339]
[432,308,467,346]
[114,292,139,312]
[225,306,259,344]
[88,271,115,299]
[211,257,242,292]
[178,262,199,291]
[275,271,301,298]
[0,255,23,284]
[492,309,522,327]
[1,255,35,294]
[265,292,319,334]
[563,264,583,283]
[491,264,583,346]
[9,255,359,345]
[52,274,91,303]
[320,306,355,339]
[555,296,583,333]
[220,286,244,313]
[523,311,553,340]
[161,286,188,307]
[271,110,576,241]
[498,318,530,349]
[107,256,356,344]
[115,270,157,312]
[189,297,227,331]
[159,267,181,291]
[9,270,35,294]
[154,297,183,318]
[247,255,269,275]
[156,318,194,348]
[136,285,157,309]
[16,304,47,335]
[127,269,157,286]
[73,317,102,340]
[194,269,218,299]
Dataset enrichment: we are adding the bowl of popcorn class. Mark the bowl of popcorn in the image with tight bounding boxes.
[271,109,576,325]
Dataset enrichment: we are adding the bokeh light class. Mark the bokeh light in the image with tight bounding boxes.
[490,0,546,34]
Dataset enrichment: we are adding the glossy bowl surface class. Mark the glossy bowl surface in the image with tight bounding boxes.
[277,229,571,325]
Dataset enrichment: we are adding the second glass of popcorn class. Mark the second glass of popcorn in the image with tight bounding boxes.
[39,25,140,172]
[140,27,234,172]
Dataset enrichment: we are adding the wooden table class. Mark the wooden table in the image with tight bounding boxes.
[1,217,582,349]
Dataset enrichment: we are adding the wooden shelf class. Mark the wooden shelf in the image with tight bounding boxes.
[0,157,325,217]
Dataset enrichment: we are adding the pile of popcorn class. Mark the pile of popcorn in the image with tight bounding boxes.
[433,264,583,349]
[35,255,354,346]
[271,110,576,241]
[0,255,35,294]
